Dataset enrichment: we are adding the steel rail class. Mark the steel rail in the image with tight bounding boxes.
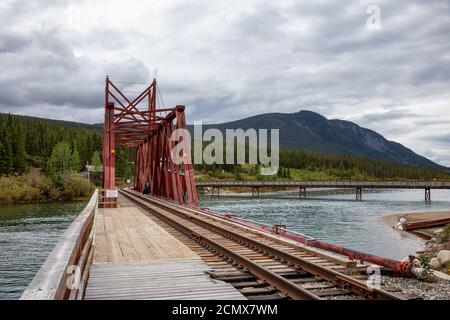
[120,190,320,300]
[121,190,404,300]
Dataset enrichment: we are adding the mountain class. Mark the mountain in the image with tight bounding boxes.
[192,110,447,171]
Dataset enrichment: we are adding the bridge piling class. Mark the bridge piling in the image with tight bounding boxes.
[211,187,220,197]
[356,187,362,201]
[252,186,260,197]
[299,187,307,199]
[425,187,431,202]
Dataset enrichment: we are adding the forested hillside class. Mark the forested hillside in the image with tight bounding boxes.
[0,113,102,174]
[194,148,450,182]
[279,149,449,180]
[0,113,135,183]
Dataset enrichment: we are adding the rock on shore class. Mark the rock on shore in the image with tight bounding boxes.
[437,250,450,268]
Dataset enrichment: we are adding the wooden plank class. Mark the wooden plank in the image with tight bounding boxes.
[93,208,108,263]
[103,209,125,262]
[118,209,154,261]
[84,259,245,300]
[110,208,139,261]
[93,205,198,263]
[77,246,94,300]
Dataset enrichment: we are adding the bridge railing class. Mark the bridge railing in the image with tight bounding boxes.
[20,189,99,300]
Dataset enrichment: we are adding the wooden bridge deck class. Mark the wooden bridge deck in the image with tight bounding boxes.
[93,206,197,263]
[85,196,245,300]
[84,259,245,300]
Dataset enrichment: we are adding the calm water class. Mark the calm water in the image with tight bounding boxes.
[199,189,450,260]
[0,202,85,300]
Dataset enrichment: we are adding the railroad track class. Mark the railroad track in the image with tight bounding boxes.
[120,190,415,300]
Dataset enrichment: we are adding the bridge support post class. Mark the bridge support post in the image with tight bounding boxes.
[175,106,199,206]
[356,187,362,201]
[299,187,306,199]
[102,99,115,190]
[252,187,260,197]
[425,187,431,202]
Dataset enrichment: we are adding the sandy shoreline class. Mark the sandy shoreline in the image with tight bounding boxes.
[383,211,450,227]
[381,213,424,241]
[382,211,450,241]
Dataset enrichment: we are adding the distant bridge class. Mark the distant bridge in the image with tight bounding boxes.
[196,180,450,201]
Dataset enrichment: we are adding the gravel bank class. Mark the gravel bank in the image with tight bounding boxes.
[382,276,450,300]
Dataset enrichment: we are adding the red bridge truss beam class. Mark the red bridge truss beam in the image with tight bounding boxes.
[102,76,198,206]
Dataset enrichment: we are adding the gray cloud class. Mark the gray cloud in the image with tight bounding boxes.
[0,0,449,165]
[420,133,450,145]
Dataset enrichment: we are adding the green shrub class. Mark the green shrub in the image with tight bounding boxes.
[0,171,93,204]
[417,254,431,272]
[58,171,92,201]
[439,224,450,243]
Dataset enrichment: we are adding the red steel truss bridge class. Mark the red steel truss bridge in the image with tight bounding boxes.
[102,76,198,206]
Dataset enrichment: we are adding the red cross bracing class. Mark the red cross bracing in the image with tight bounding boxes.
[102,76,198,206]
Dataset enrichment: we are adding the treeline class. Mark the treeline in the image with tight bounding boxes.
[0,113,102,174]
[194,147,450,181]
[0,113,136,182]
[280,148,450,180]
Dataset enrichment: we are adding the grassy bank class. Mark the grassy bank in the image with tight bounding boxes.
[0,171,93,205]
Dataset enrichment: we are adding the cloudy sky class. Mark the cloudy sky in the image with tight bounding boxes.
[1,0,449,165]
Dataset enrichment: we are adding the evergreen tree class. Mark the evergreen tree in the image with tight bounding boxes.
[91,151,102,171]
[277,166,283,179]
[0,129,14,174]
[47,142,72,176]
[233,165,243,181]
[13,124,27,173]
[71,146,80,171]
[0,140,6,174]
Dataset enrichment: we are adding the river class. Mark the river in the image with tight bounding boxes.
[199,189,450,259]
[1,189,449,299]
[0,202,85,300]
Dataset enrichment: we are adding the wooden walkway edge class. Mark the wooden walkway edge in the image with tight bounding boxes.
[84,259,246,300]
[20,190,99,300]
